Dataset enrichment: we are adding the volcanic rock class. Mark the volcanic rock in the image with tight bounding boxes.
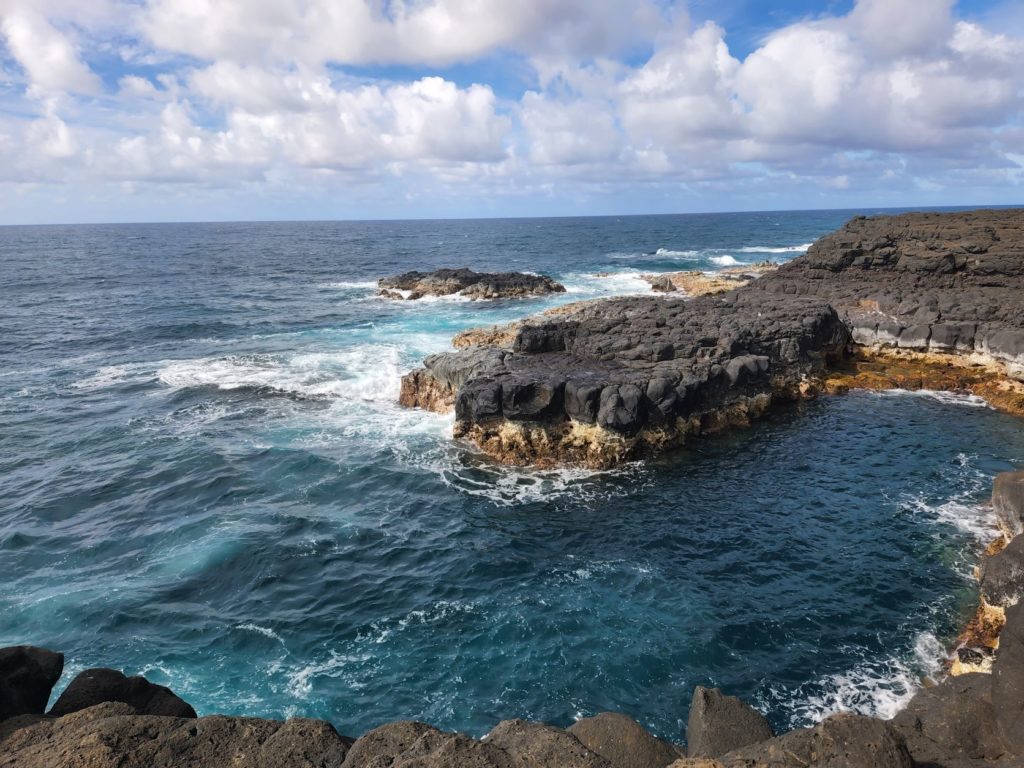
[714,713,913,768]
[0,702,353,768]
[0,646,63,722]
[485,719,613,767]
[891,673,1005,764]
[568,712,682,768]
[49,668,197,718]
[400,210,1024,467]
[342,720,508,767]
[684,687,773,758]
[378,269,565,300]
[994,471,1024,539]
[992,601,1024,754]
[981,533,1024,608]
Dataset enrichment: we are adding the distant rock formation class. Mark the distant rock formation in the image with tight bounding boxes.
[378,268,565,300]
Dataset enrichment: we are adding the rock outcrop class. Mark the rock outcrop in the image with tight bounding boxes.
[400,209,1024,468]
[0,702,353,768]
[685,713,914,768]
[568,712,682,768]
[402,291,848,467]
[642,263,778,296]
[0,646,63,722]
[48,667,197,719]
[753,210,1024,378]
[378,268,565,300]
[994,471,1024,539]
[892,673,1005,765]
[684,686,773,758]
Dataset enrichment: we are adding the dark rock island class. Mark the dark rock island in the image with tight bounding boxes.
[378,268,566,300]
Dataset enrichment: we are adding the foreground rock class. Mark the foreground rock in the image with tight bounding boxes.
[670,714,913,768]
[993,602,1024,755]
[994,471,1024,539]
[892,673,1005,765]
[0,646,63,721]
[568,712,682,768]
[685,686,773,758]
[378,268,565,300]
[400,209,1024,468]
[0,702,353,768]
[49,667,197,718]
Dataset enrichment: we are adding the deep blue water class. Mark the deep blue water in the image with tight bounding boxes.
[3,210,1024,743]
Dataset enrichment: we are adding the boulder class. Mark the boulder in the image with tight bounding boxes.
[0,702,353,768]
[48,668,197,718]
[685,687,773,758]
[980,533,1024,607]
[994,472,1024,539]
[568,712,681,768]
[342,720,507,768]
[720,713,913,768]
[0,646,64,722]
[891,673,1004,763]
[485,719,612,767]
[992,601,1024,754]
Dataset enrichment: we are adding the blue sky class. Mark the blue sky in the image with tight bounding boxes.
[0,0,1021,223]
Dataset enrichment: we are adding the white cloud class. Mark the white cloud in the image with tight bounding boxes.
[141,0,664,67]
[0,9,100,93]
[0,0,1021,220]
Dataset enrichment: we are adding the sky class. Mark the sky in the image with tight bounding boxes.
[0,0,1022,224]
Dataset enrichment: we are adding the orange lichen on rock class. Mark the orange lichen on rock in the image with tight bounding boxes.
[823,347,1024,418]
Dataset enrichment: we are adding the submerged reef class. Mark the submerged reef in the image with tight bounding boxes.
[400,209,1024,468]
[378,268,566,300]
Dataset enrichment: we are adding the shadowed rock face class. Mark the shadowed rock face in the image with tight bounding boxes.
[49,668,197,719]
[400,209,1024,467]
[0,646,63,722]
[378,269,565,300]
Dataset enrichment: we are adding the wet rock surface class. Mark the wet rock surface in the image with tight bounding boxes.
[378,268,565,300]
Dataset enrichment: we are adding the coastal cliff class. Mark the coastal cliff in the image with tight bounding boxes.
[400,210,1024,468]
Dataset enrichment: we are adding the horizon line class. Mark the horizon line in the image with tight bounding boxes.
[1,202,1021,230]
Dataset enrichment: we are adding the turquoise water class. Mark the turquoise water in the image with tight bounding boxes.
[2,211,1023,741]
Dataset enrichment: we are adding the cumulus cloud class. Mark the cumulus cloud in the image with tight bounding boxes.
[141,0,664,67]
[1,8,100,93]
[0,0,1021,220]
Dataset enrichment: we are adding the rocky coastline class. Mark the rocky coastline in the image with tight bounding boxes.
[399,210,1024,468]
[378,268,566,300]
[7,210,1024,767]
[4,472,1024,767]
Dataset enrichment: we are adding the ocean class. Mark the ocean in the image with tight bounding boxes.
[3,209,1023,741]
